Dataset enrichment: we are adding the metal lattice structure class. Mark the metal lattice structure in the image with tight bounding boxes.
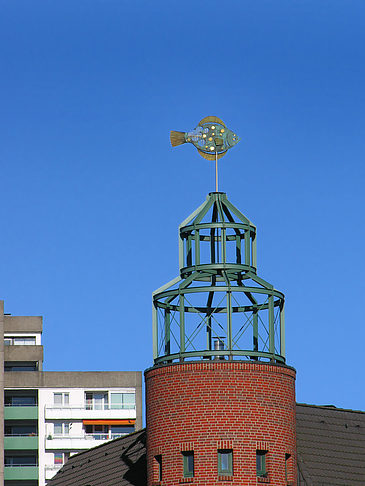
[152,192,285,365]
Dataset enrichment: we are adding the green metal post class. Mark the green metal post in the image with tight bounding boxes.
[195,230,200,266]
[222,228,227,263]
[187,235,192,267]
[207,316,212,358]
[164,308,171,355]
[179,294,185,358]
[236,235,241,263]
[152,304,158,360]
[252,233,257,268]
[269,295,275,355]
[227,291,232,358]
[244,229,250,265]
[253,308,258,356]
[280,305,285,358]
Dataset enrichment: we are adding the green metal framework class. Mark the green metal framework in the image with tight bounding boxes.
[153,192,285,365]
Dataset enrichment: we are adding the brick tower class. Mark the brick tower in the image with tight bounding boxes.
[145,192,297,486]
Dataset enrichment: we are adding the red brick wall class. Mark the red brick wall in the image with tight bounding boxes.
[145,361,296,486]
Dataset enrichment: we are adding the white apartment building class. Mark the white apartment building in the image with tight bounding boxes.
[0,301,143,486]
[40,386,138,484]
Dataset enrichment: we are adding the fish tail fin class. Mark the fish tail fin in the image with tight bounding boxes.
[170,131,186,147]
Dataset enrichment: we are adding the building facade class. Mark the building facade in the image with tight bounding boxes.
[1,301,142,486]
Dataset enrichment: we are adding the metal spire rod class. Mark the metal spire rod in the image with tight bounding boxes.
[215,151,218,192]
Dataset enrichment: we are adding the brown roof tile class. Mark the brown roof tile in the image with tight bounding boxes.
[47,429,146,486]
[297,403,365,485]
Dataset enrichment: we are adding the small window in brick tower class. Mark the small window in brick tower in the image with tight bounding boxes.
[256,450,268,477]
[218,449,233,475]
[154,455,162,482]
[182,451,194,478]
[285,453,291,483]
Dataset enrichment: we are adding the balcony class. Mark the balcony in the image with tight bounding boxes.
[4,405,38,420]
[45,433,127,450]
[44,404,136,420]
[4,466,38,481]
[4,345,43,363]
[4,435,38,450]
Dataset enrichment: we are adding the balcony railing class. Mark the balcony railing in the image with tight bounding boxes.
[5,434,38,436]
[4,465,39,480]
[45,404,135,410]
[47,433,127,441]
[5,403,38,407]
[5,464,38,467]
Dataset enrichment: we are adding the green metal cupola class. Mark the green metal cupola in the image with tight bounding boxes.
[152,192,285,365]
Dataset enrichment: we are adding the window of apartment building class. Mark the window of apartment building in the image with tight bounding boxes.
[182,451,194,478]
[54,453,63,465]
[54,392,69,406]
[85,392,108,410]
[111,425,135,436]
[85,424,108,440]
[54,422,70,436]
[5,424,37,436]
[256,450,268,478]
[5,394,37,407]
[4,361,37,371]
[4,336,36,345]
[5,454,38,466]
[218,449,233,476]
[110,392,135,409]
[54,452,70,465]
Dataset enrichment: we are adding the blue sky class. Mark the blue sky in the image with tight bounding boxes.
[1,1,365,412]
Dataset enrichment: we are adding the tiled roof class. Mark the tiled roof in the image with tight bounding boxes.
[47,429,146,486]
[48,404,365,486]
[297,403,365,485]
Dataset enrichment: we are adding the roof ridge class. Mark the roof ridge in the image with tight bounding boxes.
[297,402,365,414]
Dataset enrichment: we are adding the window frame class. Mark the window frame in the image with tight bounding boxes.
[256,450,268,478]
[53,392,69,407]
[53,422,70,436]
[182,451,194,478]
[85,391,108,410]
[218,449,233,476]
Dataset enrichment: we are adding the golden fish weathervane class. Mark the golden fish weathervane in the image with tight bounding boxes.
[170,116,240,160]
[170,116,240,191]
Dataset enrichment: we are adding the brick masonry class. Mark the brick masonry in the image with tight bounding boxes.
[145,361,296,486]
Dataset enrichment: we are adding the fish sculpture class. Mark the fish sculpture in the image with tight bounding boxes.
[170,116,240,160]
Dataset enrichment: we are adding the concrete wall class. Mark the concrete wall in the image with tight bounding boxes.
[4,315,43,332]
[4,344,44,364]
